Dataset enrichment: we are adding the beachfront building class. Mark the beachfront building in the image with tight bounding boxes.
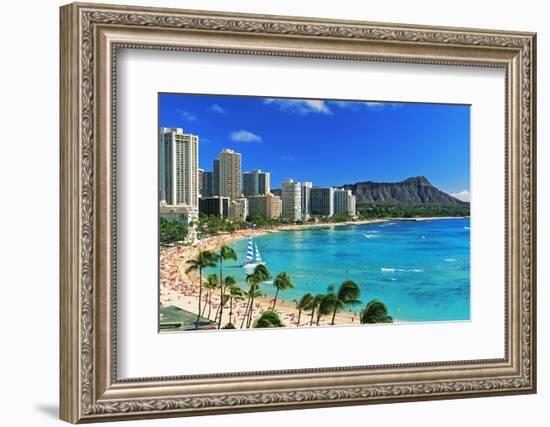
[310,187,334,217]
[198,169,204,196]
[247,193,282,220]
[282,179,302,222]
[199,169,214,198]
[334,188,357,216]
[271,195,283,219]
[348,191,357,216]
[243,169,271,196]
[159,128,199,216]
[212,158,220,196]
[228,197,249,221]
[160,204,197,241]
[160,204,192,224]
[199,196,229,218]
[217,149,242,201]
[301,181,313,221]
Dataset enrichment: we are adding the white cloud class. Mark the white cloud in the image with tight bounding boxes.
[229,130,262,143]
[330,101,360,110]
[329,100,401,111]
[176,109,197,121]
[264,98,332,115]
[210,104,226,114]
[364,102,384,108]
[450,190,470,202]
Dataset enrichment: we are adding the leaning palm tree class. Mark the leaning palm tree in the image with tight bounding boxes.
[245,264,271,328]
[203,274,219,319]
[316,293,336,326]
[225,277,244,325]
[360,299,393,324]
[217,245,237,329]
[294,293,314,326]
[253,310,284,328]
[185,250,217,329]
[271,272,294,310]
[330,280,361,325]
[308,294,324,326]
[215,275,235,324]
[239,287,264,328]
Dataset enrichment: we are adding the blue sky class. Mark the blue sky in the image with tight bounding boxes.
[159,93,470,197]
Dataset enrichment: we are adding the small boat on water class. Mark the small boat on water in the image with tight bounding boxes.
[243,237,265,273]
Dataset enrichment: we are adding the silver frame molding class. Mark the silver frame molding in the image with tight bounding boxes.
[60,2,537,423]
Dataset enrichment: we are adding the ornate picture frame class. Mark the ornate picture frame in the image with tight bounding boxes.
[60,2,536,423]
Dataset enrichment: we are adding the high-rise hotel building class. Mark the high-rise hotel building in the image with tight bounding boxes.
[310,187,334,217]
[217,149,242,201]
[199,169,214,198]
[334,188,357,216]
[247,193,282,219]
[212,159,220,196]
[199,196,229,218]
[159,128,199,214]
[243,169,271,196]
[301,181,313,220]
[282,179,302,222]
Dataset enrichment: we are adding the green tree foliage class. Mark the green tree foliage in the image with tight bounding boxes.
[247,214,281,228]
[253,310,284,328]
[325,213,352,223]
[330,280,362,325]
[222,322,236,329]
[294,293,314,326]
[357,203,470,219]
[360,299,394,324]
[315,293,336,326]
[193,214,236,237]
[159,216,188,244]
[271,272,294,310]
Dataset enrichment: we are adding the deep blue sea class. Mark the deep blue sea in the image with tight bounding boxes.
[205,218,470,322]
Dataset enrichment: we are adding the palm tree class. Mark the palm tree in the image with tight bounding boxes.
[239,287,264,328]
[203,274,219,318]
[330,280,361,325]
[185,250,217,329]
[245,264,271,328]
[294,293,314,326]
[253,310,284,328]
[316,293,336,326]
[213,275,234,324]
[224,276,243,325]
[360,299,393,324]
[271,272,294,310]
[217,245,237,329]
[308,294,324,326]
[229,287,245,326]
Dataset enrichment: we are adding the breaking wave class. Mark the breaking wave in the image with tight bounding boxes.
[380,267,424,273]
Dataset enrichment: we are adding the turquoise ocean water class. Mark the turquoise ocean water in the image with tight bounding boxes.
[206,218,470,322]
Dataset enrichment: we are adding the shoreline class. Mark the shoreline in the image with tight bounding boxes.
[275,215,468,232]
[159,215,467,329]
[163,215,468,252]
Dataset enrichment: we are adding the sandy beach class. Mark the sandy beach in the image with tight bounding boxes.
[159,232,357,329]
[159,216,464,329]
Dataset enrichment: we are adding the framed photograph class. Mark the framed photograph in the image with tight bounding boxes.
[60,2,537,423]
